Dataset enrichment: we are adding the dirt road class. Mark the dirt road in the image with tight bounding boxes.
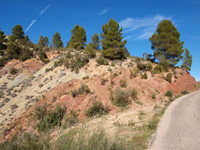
[150,90,200,150]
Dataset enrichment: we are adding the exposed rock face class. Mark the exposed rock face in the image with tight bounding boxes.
[0,54,199,142]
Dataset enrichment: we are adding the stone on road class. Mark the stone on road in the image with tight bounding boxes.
[150,90,200,150]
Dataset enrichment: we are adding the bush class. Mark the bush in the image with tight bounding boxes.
[137,62,145,70]
[119,78,127,88]
[84,43,96,58]
[0,133,49,150]
[34,104,48,120]
[38,50,49,64]
[165,73,172,83]
[36,105,65,132]
[54,58,65,67]
[113,87,129,107]
[145,63,152,71]
[71,84,90,98]
[130,67,139,78]
[10,68,18,75]
[19,47,33,61]
[69,53,89,73]
[102,48,127,60]
[181,90,189,95]
[165,90,173,97]
[152,94,156,99]
[96,57,109,65]
[63,110,79,128]
[153,65,163,74]
[130,88,138,100]
[85,101,108,117]
[101,78,108,85]
[141,73,148,79]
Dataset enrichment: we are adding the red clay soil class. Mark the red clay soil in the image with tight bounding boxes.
[0,59,43,76]
[1,67,199,141]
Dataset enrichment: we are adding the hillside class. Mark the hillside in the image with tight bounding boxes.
[0,49,199,149]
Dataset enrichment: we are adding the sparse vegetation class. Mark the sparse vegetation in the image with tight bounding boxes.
[112,87,129,107]
[36,105,65,132]
[152,94,156,99]
[165,90,173,97]
[130,88,138,100]
[71,84,90,98]
[120,78,127,88]
[165,73,172,83]
[181,90,189,95]
[96,57,109,65]
[101,78,108,85]
[10,68,18,75]
[141,73,148,79]
[85,101,109,117]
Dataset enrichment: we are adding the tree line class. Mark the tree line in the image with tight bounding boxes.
[0,19,192,71]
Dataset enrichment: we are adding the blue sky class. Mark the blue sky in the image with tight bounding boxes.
[1,0,200,80]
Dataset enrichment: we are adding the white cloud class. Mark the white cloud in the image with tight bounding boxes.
[119,15,172,40]
[25,5,50,33]
[97,8,109,15]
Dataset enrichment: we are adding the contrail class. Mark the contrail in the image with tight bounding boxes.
[25,19,37,32]
[25,5,50,33]
[40,5,50,16]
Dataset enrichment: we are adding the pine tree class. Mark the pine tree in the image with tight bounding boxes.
[6,42,21,59]
[100,19,127,59]
[44,36,49,47]
[51,32,63,48]
[149,20,184,65]
[0,29,7,55]
[84,42,96,58]
[91,33,100,49]
[67,25,87,50]
[38,35,49,48]
[12,25,24,39]
[181,48,192,71]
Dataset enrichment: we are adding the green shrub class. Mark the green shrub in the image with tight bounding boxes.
[10,68,18,75]
[141,73,148,79]
[130,67,139,78]
[69,53,89,73]
[54,58,64,67]
[0,57,7,67]
[152,94,156,99]
[113,87,129,107]
[38,50,49,64]
[82,76,89,80]
[85,101,108,117]
[119,78,127,88]
[63,110,79,128]
[153,65,163,74]
[145,63,153,71]
[19,47,33,61]
[0,133,50,150]
[130,88,138,100]
[34,103,48,120]
[165,90,173,97]
[52,129,126,150]
[101,78,108,85]
[36,105,65,132]
[137,62,145,70]
[71,84,90,98]
[84,43,96,58]
[165,73,172,83]
[102,47,127,60]
[181,90,189,95]
[96,57,109,65]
